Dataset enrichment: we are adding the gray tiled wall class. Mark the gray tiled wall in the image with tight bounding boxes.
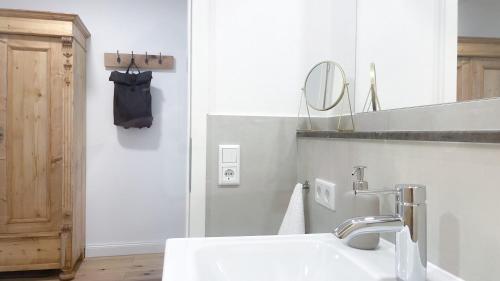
[205,115,298,236]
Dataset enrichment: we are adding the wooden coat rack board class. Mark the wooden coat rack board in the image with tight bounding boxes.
[104,51,174,70]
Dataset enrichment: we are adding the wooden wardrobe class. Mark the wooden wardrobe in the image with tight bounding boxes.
[0,9,89,280]
[457,37,500,101]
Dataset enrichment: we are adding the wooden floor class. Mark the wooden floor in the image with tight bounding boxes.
[0,254,164,281]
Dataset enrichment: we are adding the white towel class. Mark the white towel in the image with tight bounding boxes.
[278,183,305,235]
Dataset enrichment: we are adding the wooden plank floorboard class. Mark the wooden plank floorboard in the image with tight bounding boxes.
[0,254,164,281]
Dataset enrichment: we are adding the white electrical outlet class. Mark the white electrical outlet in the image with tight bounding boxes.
[314,178,336,211]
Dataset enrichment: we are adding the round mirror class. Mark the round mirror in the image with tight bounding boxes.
[303,61,346,111]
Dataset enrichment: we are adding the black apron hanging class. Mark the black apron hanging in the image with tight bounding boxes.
[109,59,153,129]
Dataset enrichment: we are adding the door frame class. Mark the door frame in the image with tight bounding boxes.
[186,0,212,237]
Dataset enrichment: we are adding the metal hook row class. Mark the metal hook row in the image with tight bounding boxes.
[115,50,163,64]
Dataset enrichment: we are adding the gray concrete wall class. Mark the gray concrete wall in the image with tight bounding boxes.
[205,115,298,236]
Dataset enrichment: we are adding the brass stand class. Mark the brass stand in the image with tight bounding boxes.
[337,83,355,132]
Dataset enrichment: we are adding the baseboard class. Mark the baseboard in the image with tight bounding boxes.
[86,241,165,257]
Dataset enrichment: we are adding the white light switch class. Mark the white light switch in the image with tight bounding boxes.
[219,145,240,186]
[222,148,238,163]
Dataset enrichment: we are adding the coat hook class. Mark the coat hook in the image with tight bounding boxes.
[145,51,149,64]
[116,50,121,63]
[159,52,162,64]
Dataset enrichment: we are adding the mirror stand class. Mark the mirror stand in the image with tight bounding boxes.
[297,89,313,131]
[362,63,381,112]
[297,83,356,132]
[336,83,355,132]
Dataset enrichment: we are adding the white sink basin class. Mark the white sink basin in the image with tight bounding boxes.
[162,234,462,281]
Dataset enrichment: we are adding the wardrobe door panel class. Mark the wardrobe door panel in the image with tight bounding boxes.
[0,36,63,234]
[472,58,500,99]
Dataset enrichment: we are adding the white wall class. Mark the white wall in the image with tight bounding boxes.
[190,0,357,235]
[355,0,457,112]
[209,0,357,116]
[458,0,500,37]
[0,0,188,256]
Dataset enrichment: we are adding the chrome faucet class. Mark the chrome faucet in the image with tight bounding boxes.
[333,178,427,281]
